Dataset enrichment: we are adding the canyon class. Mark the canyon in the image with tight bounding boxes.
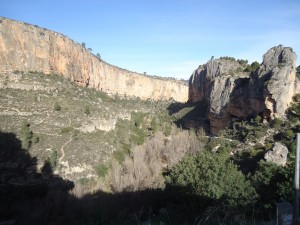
[0,17,299,135]
[0,15,299,225]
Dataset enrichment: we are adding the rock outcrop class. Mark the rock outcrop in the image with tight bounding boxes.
[264,142,288,166]
[0,17,188,102]
[189,45,297,134]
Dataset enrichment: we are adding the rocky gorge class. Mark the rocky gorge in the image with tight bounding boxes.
[1,17,299,136]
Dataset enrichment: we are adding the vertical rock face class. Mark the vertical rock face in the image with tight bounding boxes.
[0,17,188,102]
[189,46,297,134]
[188,60,243,103]
[259,46,297,119]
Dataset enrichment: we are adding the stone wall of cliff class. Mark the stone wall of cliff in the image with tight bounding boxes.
[0,17,188,102]
[189,45,297,134]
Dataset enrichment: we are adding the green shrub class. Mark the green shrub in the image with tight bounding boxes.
[21,120,33,150]
[252,161,294,217]
[243,61,260,72]
[122,143,131,154]
[32,134,40,143]
[270,118,283,129]
[237,59,248,67]
[53,101,62,111]
[84,105,91,115]
[49,150,58,169]
[220,56,236,61]
[132,112,145,127]
[113,150,125,164]
[96,164,109,177]
[289,94,300,117]
[284,129,295,140]
[254,115,262,124]
[61,127,74,134]
[129,128,146,145]
[251,61,260,71]
[293,93,300,103]
[72,129,79,140]
[166,152,257,208]
[150,117,158,132]
[244,65,252,72]
[163,123,172,136]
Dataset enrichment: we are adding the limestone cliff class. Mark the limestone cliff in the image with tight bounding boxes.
[0,17,188,102]
[189,45,297,134]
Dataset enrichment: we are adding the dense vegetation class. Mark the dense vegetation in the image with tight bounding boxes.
[219,56,260,72]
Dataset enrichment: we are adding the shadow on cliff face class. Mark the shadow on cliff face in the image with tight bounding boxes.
[0,131,252,225]
[167,101,210,133]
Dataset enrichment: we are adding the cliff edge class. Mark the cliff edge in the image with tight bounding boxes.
[0,17,188,102]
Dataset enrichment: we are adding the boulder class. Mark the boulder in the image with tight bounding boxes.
[264,142,288,166]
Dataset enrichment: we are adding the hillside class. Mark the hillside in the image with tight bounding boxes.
[0,71,191,181]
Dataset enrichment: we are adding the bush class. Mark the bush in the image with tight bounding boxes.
[251,61,260,71]
[53,102,62,111]
[244,61,260,72]
[163,123,172,136]
[237,59,248,66]
[113,150,125,164]
[96,164,109,177]
[132,112,145,127]
[84,105,91,115]
[270,118,283,129]
[21,121,33,150]
[252,161,294,218]
[220,56,236,61]
[150,117,158,132]
[61,127,74,134]
[166,152,257,208]
[49,149,58,169]
[72,129,79,140]
[32,134,40,143]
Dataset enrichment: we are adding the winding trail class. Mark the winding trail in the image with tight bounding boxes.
[58,135,72,164]
[58,116,73,172]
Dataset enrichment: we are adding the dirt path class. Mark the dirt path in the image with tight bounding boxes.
[58,135,72,164]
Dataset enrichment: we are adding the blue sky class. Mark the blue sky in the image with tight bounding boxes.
[1,0,300,79]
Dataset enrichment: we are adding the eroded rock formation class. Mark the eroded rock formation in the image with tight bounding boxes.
[189,45,297,134]
[264,142,288,166]
[0,17,188,102]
